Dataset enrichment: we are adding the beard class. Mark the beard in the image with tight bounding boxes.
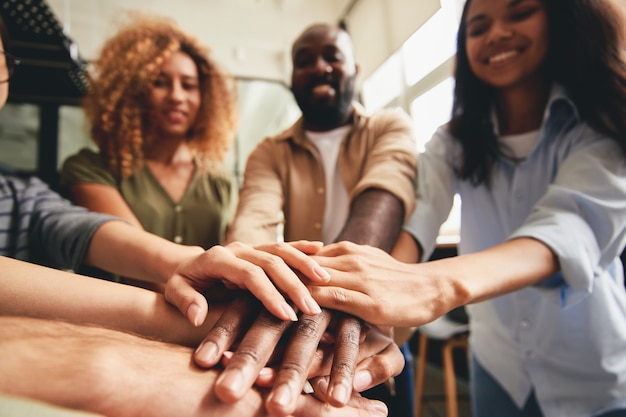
[292,74,356,129]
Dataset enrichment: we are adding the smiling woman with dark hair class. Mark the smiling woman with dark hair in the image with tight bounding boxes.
[308,1,626,416]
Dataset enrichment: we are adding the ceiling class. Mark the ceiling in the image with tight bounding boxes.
[0,0,365,102]
[2,0,444,104]
[43,0,442,84]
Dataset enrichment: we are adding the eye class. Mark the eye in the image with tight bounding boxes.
[182,81,199,90]
[153,76,170,88]
[323,52,342,64]
[294,53,315,68]
[467,22,489,38]
[510,6,538,22]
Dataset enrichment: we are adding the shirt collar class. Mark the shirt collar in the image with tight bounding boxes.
[490,84,580,136]
[275,101,367,145]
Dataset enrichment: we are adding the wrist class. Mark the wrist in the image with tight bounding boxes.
[156,244,205,283]
[432,257,473,309]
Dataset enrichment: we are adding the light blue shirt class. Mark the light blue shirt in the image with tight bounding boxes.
[405,86,626,417]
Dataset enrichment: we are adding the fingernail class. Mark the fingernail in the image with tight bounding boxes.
[187,302,201,327]
[195,342,218,365]
[259,368,274,376]
[353,371,373,392]
[270,383,294,407]
[314,265,331,281]
[281,302,298,321]
[302,380,314,394]
[316,377,329,394]
[217,369,244,396]
[330,383,350,405]
[303,294,322,315]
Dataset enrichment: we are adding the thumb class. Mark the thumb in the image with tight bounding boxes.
[164,274,209,326]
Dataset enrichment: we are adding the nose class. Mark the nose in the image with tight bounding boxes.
[312,56,332,75]
[487,20,514,44]
[168,80,185,102]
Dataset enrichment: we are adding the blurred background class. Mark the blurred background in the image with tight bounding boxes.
[1,0,625,255]
[0,0,459,188]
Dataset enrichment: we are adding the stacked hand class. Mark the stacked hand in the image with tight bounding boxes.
[163,240,404,415]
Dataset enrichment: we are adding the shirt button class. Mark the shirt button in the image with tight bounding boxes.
[317,187,324,195]
[174,235,183,244]
[314,222,321,230]
[175,205,182,213]
[520,319,530,329]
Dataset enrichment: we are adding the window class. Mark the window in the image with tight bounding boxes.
[402,5,458,87]
[361,54,403,111]
[58,105,94,169]
[410,76,454,151]
[361,0,464,245]
[0,103,39,173]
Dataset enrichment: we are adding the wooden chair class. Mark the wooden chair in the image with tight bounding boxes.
[414,315,469,417]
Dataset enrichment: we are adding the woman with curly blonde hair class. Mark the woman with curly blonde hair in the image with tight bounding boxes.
[61,13,238,256]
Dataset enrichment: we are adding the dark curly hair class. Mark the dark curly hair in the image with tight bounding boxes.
[449,0,626,186]
[84,13,238,179]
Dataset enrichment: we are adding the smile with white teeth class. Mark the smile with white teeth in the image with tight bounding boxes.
[312,84,334,94]
[311,83,336,99]
[488,50,518,64]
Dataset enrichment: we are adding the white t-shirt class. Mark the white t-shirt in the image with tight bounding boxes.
[306,125,351,243]
[499,129,541,161]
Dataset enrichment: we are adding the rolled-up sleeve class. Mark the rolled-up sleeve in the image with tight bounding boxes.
[228,138,285,245]
[349,109,418,221]
[510,130,626,297]
[404,128,459,261]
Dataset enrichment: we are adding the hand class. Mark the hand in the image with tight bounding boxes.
[195,294,334,411]
[253,317,403,411]
[165,240,330,326]
[298,388,389,417]
[309,241,444,327]
[194,294,403,416]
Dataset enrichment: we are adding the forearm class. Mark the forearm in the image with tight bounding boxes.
[312,237,559,327]
[0,318,115,412]
[413,238,559,317]
[0,317,260,417]
[69,183,145,229]
[336,188,404,252]
[386,237,560,323]
[0,317,387,417]
[84,221,204,284]
[390,235,558,317]
[434,237,560,307]
[0,256,222,346]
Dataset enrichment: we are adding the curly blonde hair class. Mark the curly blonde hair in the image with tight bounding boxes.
[84,13,238,179]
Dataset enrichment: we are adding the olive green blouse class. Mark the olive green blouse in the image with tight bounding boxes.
[60,149,236,249]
